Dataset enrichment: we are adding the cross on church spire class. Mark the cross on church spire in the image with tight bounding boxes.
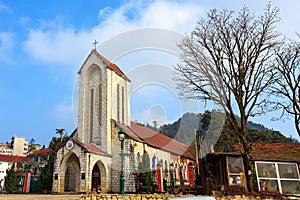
[93,39,98,50]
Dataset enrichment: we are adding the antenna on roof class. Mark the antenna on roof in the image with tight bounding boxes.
[93,39,98,50]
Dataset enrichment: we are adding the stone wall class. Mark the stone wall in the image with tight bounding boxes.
[78,193,198,200]
[78,193,278,200]
[110,120,137,193]
[111,121,122,193]
[77,51,109,152]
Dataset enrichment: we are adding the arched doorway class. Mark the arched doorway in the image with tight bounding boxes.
[91,160,107,192]
[92,164,101,191]
[64,153,80,192]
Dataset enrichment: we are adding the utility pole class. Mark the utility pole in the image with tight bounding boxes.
[194,129,199,175]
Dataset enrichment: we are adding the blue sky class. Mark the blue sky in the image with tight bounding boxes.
[0,0,299,146]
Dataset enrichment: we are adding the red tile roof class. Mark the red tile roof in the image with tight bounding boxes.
[118,122,143,143]
[181,142,196,159]
[119,121,189,157]
[78,50,130,81]
[0,154,31,163]
[167,141,300,162]
[94,50,130,81]
[77,141,111,157]
[248,143,300,162]
[116,120,300,162]
[28,148,52,156]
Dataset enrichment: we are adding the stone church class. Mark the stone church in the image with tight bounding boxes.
[52,49,193,193]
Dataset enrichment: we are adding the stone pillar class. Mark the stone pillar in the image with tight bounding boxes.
[52,154,59,193]
[79,150,88,193]
[86,154,92,192]
[124,140,136,193]
[52,148,65,193]
[111,121,121,193]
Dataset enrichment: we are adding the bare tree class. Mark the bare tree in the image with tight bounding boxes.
[175,4,281,189]
[272,39,300,136]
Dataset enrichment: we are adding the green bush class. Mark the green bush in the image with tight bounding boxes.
[4,164,17,193]
[138,185,151,193]
[138,151,152,193]
[40,163,53,191]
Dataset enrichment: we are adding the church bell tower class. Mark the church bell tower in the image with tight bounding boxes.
[76,49,130,154]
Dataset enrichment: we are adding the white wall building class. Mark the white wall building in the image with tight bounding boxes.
[0,161,8,187]
[11,136,28,156]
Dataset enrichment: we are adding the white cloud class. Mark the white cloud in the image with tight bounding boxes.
[97,6,113,21]
[19,0,300,67]
[21,0,300,138]
[140,1,202,32]
[22,0,203,67]
[23,27,92,67]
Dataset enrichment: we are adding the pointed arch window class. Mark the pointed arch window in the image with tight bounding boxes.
[88,66,102,145]
[98,84,102,125]
[90,88,94,142]
[117,84,120,122]
[122,86,125,123]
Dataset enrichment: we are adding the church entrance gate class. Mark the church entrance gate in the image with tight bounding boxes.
[92,164,101,192]
[63,153,80,192]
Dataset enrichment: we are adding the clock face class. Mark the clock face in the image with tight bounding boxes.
[66,140,74,150]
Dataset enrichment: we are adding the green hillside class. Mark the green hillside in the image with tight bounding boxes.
[158,111,298,148]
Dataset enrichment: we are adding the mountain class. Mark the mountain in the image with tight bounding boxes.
[158,111,298,146]
[159,112,203,144]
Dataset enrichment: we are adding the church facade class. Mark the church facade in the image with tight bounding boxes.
[52,49,194,193]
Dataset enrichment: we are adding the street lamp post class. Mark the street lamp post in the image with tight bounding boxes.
[118,129,125,194]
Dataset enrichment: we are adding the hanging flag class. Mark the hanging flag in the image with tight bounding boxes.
[188,164,194,185]
[156,165,162,192]
[22,162,26,173]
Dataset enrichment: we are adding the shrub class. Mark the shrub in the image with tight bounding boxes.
[4,164,17,193]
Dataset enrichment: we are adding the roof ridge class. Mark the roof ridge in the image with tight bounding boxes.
[129,121,188,156]
[93,50,130,81]
[131,121,185,144]
[29,147,52,155]
[126,124,145,142]
[77,141,111,157]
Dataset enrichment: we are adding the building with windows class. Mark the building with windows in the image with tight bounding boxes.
[0,143,13,155]
[0,136,29,156]
[27,148,52,176]
[11,136,28,156]
[52,49,195,193]
[251,143,300,195]
[0,154,31,189]
[205,143,300,196]
[0,158,8,186]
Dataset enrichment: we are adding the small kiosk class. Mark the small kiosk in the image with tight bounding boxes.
[204,143,247,194]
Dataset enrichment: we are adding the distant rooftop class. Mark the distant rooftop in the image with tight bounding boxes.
[0,154,31,162]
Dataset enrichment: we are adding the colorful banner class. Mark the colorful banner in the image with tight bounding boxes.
[188,165,194,185]
[156,166,162,192]
[23,172,31,193]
